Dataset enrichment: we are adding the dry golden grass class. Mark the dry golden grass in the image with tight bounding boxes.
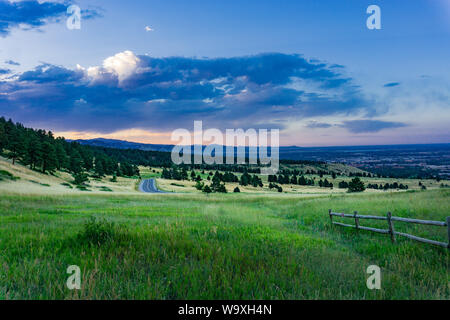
[0,157,139,195]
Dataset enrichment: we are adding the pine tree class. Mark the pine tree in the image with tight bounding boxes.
[0,122,6,153]
[41,142,57,174]
[94,157,105,177]
[73,172,89,185]
[23,134,42,170]
[202,185,212,194]
[240,171,251,186]
[7,127,25,165]
[70,149,83,173]
[55,142,68,170]
[195,181,204,190]
[348,177,366,193]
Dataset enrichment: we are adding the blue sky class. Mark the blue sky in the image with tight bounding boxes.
[0,0,449,146]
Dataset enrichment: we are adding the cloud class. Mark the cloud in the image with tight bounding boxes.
[145,26,154,32]
[0,51,374,133]
[83,50,140,83]
[0,68,11,75]
[341,120,408,133]
[5,60,20,66]
[384,82,400,87]
[305,121,334,129]
[0,0,102,37]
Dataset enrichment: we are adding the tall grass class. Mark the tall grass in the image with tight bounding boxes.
[0,190,448,300]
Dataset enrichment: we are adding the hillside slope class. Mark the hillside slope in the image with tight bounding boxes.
[0,157,139,195]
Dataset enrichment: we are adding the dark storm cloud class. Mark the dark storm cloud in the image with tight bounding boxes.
[5,60,20,66]
[0,0,101,37]
[305,121,334,129]
[341,120,407,133]
[384,82,400,88]
[0,52,375,133]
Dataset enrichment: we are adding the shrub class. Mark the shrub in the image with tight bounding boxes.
[76,185,91,191]
[0,169,20,181]
[77,217,123,246]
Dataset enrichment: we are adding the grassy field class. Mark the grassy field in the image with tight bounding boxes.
[0,189,448,300]
[141,166,446,195]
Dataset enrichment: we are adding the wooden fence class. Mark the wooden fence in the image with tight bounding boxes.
[329,210,450,249]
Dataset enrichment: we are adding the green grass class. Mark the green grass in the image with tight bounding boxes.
[0,189,448,300]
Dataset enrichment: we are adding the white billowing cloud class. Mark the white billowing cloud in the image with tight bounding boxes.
[145,26,154,32]
[78,50,141,84]
[103,50,140,81]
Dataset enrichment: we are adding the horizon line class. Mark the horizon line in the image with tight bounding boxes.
[71,137,450,149]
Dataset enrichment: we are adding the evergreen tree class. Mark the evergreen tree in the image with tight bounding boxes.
[73,172,89,185]
[338,181,349,189]
[41,142,57,174]
[94,157,105,177]
[23,134,42,170]
[290,175,298,185]
[240,171,251,186]
[0,121,6,152]
[70,149,83,173]
[202,185,212,194]
[55,142,68,170]
[7,127,24,165]
[348,177,365,193]
[195,181,205,190]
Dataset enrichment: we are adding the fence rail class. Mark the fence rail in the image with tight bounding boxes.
[329,210,450,249]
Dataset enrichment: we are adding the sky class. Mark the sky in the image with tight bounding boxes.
[0,0,449,147]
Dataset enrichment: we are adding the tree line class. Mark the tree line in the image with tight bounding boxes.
[0,118,139,184]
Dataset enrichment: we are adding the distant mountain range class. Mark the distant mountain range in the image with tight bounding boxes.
[73,138,176,153]
[72,138,300,160]
[72,138,450,165]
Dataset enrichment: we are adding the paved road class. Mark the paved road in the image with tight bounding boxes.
[139,179,167,193]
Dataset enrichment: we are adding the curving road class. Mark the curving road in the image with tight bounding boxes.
[139,179,167,193]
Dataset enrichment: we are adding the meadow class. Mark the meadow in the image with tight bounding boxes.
[0,189,448,300]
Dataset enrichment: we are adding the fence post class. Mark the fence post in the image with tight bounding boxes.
[447,217,450,249]
[387,212,396,243]
[329,209,333,225]
[354,211,359,231]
